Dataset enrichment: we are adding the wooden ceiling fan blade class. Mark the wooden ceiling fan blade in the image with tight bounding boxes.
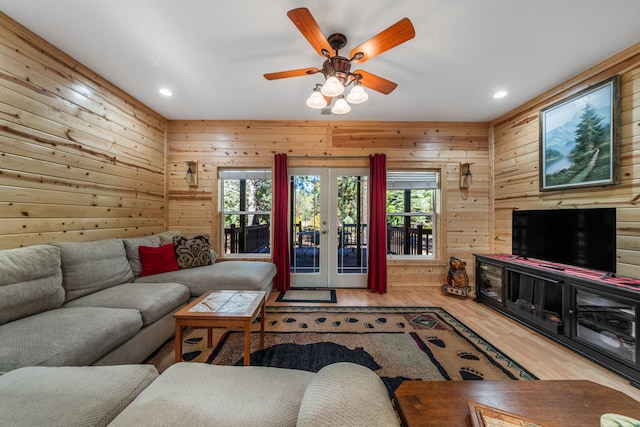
[287,7,333,57]
[355,70,398,94]
[349,18,415,64]
[264,68,320,80]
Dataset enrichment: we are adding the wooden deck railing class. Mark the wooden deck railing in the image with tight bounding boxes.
[224,223,270,254]
[387,224,432,255]
[224,221,431,256]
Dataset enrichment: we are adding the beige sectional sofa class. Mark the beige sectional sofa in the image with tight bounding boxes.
[0,231,276,373]
[0,233,398,426]
[123,231,277,298]
[0,362,400,427]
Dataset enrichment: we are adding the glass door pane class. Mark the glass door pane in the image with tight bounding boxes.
[290,169,328,287]
[332,171,368,287]
[477,261,503,303]
[575,289,636,363]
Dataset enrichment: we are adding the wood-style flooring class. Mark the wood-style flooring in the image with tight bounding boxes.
[267,289,640,402]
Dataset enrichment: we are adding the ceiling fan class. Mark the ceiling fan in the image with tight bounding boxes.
[264,7,415,114]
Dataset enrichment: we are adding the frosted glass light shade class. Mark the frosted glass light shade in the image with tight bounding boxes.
[331,97,351,114]
[321,76,344,97]
[306,91,327,109]
[346,85,368,104]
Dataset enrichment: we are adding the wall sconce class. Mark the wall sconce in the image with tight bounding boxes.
[460,163,473,188]
[185,160,198,187]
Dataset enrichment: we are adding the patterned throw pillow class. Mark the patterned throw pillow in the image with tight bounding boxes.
[173,235,212,269]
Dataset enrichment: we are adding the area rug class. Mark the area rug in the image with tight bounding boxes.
[147,306,537,395]
[275,289,337,303]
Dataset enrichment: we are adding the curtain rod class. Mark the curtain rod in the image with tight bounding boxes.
[287,155,369,159]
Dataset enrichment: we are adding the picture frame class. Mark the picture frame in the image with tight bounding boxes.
[467,401,547,427]
[539,75,619,191]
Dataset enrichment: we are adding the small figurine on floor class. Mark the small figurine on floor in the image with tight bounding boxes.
[442,256,471,299]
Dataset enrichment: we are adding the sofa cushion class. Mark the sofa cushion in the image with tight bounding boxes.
[134,260,276,297]
[156,230,181,245]
[0,307,142,373]
[209,248,218,264]
[139,244,180,276]
[173,234,212,269]
[64,282,189,326]
[0,245,64,326]
[108,362,315,427]
[123,235,161,278]
[0,364,158,427]
[297,362,400,427]
[51,239,134,302]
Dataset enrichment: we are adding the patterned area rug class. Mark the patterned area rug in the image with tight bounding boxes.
[147,306,537,395]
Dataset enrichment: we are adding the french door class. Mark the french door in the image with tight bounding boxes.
[289,168,368,288]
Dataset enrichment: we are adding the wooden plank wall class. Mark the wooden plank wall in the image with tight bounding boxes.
[167,120,490,289]
[491,43,640,279]
[4,10,638,286]
[0,14,167,249]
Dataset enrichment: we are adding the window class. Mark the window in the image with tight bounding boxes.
[386,171,438,257]
[220,170,272,256]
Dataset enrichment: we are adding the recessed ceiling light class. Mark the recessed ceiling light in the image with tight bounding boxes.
[493,90,508,99]
[159,88,173,97]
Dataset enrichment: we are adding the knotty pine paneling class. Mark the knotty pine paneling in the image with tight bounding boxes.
[11,11,639,285]
[490,42,640,279]
[167,120,490,288]
[0,13,167,248]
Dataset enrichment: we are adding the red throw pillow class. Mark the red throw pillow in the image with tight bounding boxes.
[139,244,180,277]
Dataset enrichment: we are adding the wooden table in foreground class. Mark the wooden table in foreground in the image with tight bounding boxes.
[394,380,640,427]
[173,290,266,365]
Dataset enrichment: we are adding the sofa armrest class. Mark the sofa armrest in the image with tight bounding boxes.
[0,365,158,427]
[297,362,400,427]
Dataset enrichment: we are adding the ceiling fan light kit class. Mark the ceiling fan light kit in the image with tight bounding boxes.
[306,87,328,109]
[320,75,345,97]
[264,7,415,115]
[332,96,352,114]
[346,84,368,104]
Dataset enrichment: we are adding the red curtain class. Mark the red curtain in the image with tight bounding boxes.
[273,153,290,291]
[367,153,387,293]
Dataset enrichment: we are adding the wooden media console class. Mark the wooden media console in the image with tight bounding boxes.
[475,254,640,388]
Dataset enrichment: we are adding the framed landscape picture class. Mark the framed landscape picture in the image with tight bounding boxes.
[539,75,619,191]
[467,401,546,427]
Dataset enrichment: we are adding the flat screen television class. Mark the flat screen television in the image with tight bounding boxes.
[512,208,616,273]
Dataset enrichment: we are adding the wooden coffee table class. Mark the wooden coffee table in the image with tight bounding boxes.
[173,290,266,365]
[394,380,640,427]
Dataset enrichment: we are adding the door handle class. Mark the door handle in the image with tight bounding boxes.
[321,229,327,234]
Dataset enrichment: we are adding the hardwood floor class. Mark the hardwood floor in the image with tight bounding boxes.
[267,289,640,402]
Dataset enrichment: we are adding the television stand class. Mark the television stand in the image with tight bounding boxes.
[475,254,640,388]
[539,263,565,271]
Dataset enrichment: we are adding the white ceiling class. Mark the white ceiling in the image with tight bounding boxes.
[2,0,640,122]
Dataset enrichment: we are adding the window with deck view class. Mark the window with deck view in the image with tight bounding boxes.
[220,170,272,256]
[386,171,438,257]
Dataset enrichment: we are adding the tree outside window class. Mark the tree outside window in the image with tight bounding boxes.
[220,170,272,255]
[386,171,438,257]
